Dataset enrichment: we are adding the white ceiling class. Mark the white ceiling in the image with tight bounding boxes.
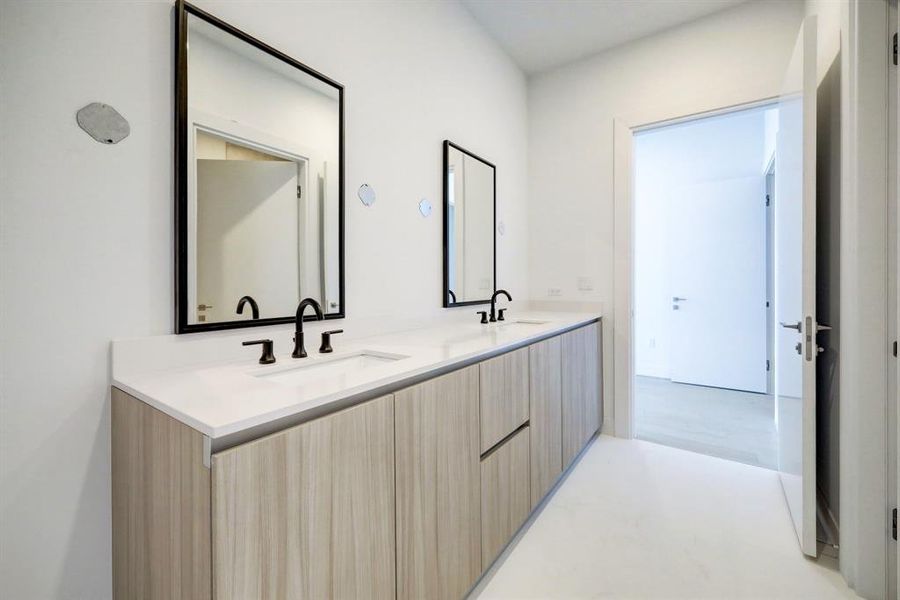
[460,0,747,74]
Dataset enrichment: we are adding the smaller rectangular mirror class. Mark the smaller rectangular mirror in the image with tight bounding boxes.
[443,141,496,307]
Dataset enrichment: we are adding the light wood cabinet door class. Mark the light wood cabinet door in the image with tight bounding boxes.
[529,336,563,506]
[480,426,531,569]
[479,347,530,453]
[395,366,481,600]
[112,388,211,600]
[211,395,395,600]
[561,323,601,468]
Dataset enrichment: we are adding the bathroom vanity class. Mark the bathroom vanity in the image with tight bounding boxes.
[111,314,601,599]
[111,7,604,598]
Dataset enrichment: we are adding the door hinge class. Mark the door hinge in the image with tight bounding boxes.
[893,340,897,357]
[766,359,770,372]
[765,193,770,207]
[297,185,302,198]
[893,33,898,66]
[893,508,897,540]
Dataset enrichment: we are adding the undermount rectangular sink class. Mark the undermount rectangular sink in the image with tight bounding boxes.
[501,319,549,326]
[253,350,408,386]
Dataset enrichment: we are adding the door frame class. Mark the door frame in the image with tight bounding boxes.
[765,157,776,395]
[186,110,313,324]
[612,96,776,438]
[891,1,899,597]
[839,0,892,596]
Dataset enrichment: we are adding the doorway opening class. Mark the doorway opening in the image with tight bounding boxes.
[632,103,779,470]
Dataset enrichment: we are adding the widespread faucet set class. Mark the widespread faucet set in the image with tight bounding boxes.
[243,297,341,365]
[477,289,512,324]
[243,289,513,365]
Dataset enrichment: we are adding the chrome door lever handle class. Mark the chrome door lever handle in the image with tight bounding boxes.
[780,321,801,331]
[816,323,832,332]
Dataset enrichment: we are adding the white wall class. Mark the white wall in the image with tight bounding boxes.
[634,107,771,379]
[0,1,528,597]
[527,0,804,429]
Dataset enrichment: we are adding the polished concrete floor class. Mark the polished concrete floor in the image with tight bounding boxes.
[634,375,777,470]
[473,436,856,599]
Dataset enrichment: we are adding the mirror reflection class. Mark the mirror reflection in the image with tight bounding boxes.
[443,141,496,306]
[180,11,343,330]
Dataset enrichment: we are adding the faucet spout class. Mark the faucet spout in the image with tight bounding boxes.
[236,295,260,320]
[489,289,512,322]
[292,298,324,358]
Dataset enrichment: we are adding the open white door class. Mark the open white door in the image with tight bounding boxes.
[774,16,818,557]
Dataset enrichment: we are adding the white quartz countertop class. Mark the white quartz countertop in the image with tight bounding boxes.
[112,312,600,441]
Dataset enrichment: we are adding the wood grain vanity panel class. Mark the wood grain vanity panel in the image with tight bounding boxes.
[211,395,394,600]
[111,388,211,600]
[528,337,563,507]
[394,366,481,600]
[561,323,601,468]
[480,426,531,569]
[479,347,530,453]
[331,396,396,599]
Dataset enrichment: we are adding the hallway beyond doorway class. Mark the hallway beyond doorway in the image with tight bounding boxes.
[635,375,777,470]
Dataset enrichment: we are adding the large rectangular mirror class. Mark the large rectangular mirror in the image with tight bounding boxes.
[175,1,344,333]
[443,141,496,307]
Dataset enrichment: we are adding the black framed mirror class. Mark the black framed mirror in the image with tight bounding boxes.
[175,1,344,333]
[442,140,496,307]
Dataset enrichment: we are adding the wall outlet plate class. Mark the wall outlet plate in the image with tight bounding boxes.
[548,288,562,297]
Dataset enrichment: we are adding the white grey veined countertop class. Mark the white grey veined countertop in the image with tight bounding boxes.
[111,311,600,441]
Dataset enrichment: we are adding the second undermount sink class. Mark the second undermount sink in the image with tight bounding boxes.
[499,319,549,326]
[253,350,409,386]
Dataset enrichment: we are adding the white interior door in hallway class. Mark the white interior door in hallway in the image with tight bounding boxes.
[669,176,768,393]
[773,15,818,558]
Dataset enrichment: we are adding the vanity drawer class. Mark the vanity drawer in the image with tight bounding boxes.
[480,424,531,569]
[479,347,530,453]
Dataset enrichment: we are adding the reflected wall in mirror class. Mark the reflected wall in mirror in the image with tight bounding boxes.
[175,2,344,332]
[443,141,496,307]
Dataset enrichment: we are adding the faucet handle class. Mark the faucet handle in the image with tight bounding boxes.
[498,308,507,321]
[319,329,344,353]
[477,311,489,324]
[243,339,275,364]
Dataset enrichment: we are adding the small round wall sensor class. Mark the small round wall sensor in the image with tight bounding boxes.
[358,184,376,207]
[418,198,432,217]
